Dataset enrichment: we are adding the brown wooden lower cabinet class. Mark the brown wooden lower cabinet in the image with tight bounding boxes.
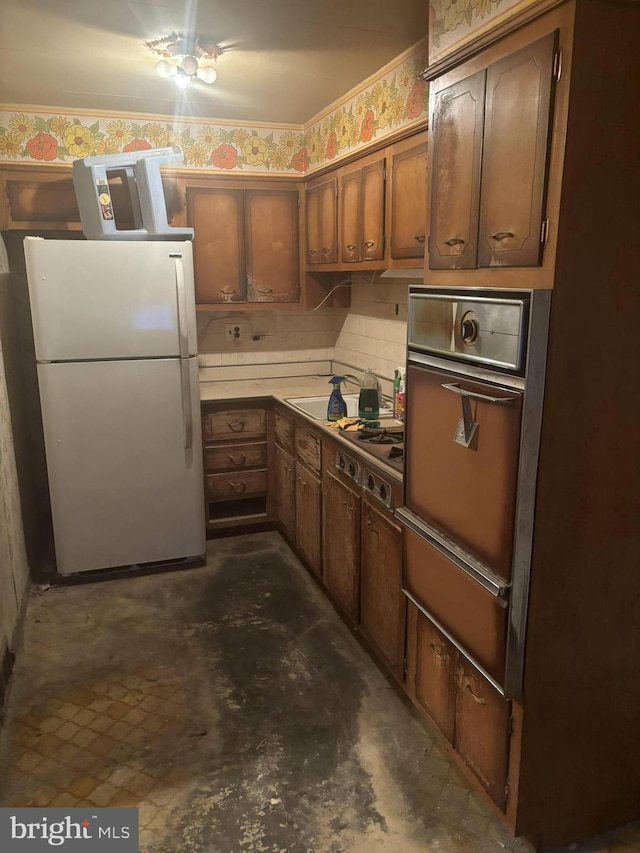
[359,499,405,680]
[412,613,457,744]
[295,461,322,577]
[455,656,511,811]
[406,600,512,813]
[274,443,295,542]
[322,470,360,620]
[201,402,270,531]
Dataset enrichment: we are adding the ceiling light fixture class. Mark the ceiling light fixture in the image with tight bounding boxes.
[145,33,222,89]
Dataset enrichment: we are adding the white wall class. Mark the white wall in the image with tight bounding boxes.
[197,272,418,396]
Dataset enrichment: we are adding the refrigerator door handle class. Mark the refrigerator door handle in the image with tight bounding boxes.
[180,359,194,450]
[172,253,190,359]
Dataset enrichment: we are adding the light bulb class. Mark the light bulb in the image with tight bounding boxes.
[197,65,217,84]
[156,59,176,79]
[181,55,198,76]
[175,67,193,89]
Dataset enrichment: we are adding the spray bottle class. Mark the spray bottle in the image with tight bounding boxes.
[327,376,347,421]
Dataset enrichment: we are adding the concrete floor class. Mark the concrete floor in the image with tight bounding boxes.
[0,532,638,853]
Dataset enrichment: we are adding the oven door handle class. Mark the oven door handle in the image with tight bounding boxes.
[441,383,518,405]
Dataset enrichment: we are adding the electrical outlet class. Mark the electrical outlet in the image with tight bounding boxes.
[224,323,244,343]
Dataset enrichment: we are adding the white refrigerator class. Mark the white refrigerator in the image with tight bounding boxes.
[24,237,205,576]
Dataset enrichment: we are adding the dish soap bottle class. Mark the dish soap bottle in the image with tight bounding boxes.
[393,367,406,421]
[358,368,381,420]
[327,376,347,421]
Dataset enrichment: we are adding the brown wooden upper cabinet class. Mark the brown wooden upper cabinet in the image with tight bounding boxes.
[0,168,180,233]
[389,138,428,261]
[187,186,300,305]
[305,176,337,265]
[340,157,385,263]
[429,31,558,270]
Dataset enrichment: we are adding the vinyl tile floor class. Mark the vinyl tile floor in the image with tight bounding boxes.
[0,532,638,853]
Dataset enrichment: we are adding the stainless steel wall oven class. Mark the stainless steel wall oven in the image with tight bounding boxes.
[397,286,551,698]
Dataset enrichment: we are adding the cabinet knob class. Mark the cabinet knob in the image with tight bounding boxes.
[443,237,465,246]
[346,243,357,251]
[489,231,514,240]
[309,248,318,254]
[229,481,247,494]
[220,287,238,295]
[414,234,426,243]
[364,240,375,248]
[228,454,247,466]
[322,247,331,254]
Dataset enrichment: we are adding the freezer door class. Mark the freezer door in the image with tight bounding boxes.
[24,238,197,361]
[37,357,205,575]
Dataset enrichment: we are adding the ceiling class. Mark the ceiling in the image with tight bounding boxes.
[0,0,428,125]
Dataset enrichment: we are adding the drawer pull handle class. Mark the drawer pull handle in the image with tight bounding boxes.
[309,248,318,254]
[256,286,273,294]
[346,243,357,251]
[441,383,518,405]
[444,237,465,246]
[228,421,246,432]
[364,240,375,248]
[220,288,238,296]
[489,231,514,241]
[228,454,247,466]
[322,247,332,254]
[414,234,426,243]
[428,641,444,660]
[229,481,247,494]
[465,682,486,705]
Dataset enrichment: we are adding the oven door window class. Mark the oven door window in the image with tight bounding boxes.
[405,364,523,581]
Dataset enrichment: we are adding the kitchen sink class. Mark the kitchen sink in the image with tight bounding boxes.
[286,394,393,420]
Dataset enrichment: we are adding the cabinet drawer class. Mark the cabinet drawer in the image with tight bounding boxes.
[274,409,294,452]
[203,408,266,442]
[295,425,321,474]
[205,469,267,501]
[205,441,267,473]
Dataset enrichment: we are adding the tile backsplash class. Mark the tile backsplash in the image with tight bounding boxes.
[197,272,421,394]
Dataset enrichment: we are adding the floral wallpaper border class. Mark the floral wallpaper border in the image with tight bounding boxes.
[304,46,428,173]
[429,0,530,65]
[0,41,428,175]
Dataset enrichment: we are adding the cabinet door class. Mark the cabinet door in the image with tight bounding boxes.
[429,71,485,270]
[478,32,557,268]
[360,500,405,677]
[323,472,361,620]
[245,189,300,302]
[413,613,458,744]
[305,185,321,264]
[390,142,428,259]
[295,462,322,577]
[319,178,338,264]
[275,444,296,542]
[361,159,385,261]
[455,657,511,811]
[340,169,361,263]
[188,188,245,303]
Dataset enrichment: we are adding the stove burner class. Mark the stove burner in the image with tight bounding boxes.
[358,428,404,445]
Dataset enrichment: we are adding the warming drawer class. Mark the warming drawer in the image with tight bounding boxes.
[399,508,509,687]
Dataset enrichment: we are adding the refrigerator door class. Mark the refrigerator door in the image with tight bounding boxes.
[24,238,197,361]
[37,356,205,575]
